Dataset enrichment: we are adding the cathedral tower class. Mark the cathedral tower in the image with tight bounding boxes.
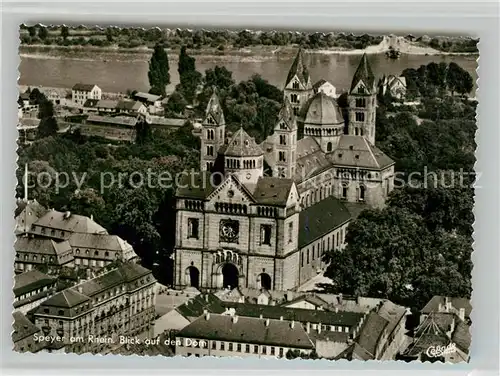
[284,49,314,117]
[200,88,225,171]
[273,98,297,179]
[347,54,377,144]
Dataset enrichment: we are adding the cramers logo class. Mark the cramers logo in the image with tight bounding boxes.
[426,343,457,358]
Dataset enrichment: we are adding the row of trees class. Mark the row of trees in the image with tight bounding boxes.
[322,62,476,310]
[149,44,284,143]
[401,61,474,99]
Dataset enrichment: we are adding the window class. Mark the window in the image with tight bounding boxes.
[279,348,284,357]
[261,225,272,245]
[279,135,286,145]
[288,222,293,243]
[312,246,315,260]
[358,86,365,94]
[245,344,250,353]
[220,342,225,350]
[293,107,299,116]
[342,184,348,200]
[253,345,258,354]
[271,347,275,355]
[188,218,199,239]
[279,151,286,162]
[301,252,304,267]
[229,343,233,351]
[237,343,241,352]
[355,112,365,122]
[355,98,366,107]
[292,81,300,90]
[359,185,366,201]
[212,341,216,350]
[327,142,333,152]
[206,145,214,156]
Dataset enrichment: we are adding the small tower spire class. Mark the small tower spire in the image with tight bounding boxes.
[350,53,376,94]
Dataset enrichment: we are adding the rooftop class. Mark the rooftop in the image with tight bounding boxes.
[304,92,344,126]
[12,311,40,343]
[251,177,295,206]
[299,196,352,248]
[224,128,264,157]
[13,270,56,298]
[15,237,73,258]
[72,83,97,92]
[134,92,162,103]
[178,313,315,349]
[33,210,108,235]
[87,114,138,127]
[328,135,394,170]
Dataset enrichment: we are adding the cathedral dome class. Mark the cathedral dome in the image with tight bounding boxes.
[304,92,344,126]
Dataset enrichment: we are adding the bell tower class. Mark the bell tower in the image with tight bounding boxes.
[200,87,225,171]
[348,53,377,144]
[284,48,314,117]
[273,98,297,179]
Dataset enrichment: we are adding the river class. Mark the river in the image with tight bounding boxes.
[18,47,478,95]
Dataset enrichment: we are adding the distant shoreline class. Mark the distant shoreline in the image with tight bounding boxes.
[19,43,479,59]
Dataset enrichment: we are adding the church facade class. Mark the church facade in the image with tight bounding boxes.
[173,50,395,292]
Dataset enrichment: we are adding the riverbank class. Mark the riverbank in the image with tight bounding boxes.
[19,38,479,59]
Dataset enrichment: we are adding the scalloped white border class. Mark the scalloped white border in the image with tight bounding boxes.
[1,2,497,375]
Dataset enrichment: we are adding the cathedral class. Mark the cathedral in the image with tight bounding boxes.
[173,50,395,292]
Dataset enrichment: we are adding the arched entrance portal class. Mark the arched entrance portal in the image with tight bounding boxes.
[188,266,200,288]
[222,263,239,289]
[259,273,272,290]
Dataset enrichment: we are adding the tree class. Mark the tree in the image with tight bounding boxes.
[105,27,114,42]
[37,117,59,139]
[38,26,49,40]
[27,26,36,37]
[135,118,153,144]
[165,91,188,115]
[61,25,69,40]
[148,43,170,96]
[178,45,196,77]
[177,46,202,104]
[204,66,235,91]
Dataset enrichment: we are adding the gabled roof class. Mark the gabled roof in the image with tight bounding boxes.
[204,88,225,126]
[252,177,295,206]
[285,48,310,87]
[295,138,334,182]
[299,196,352,248]
[313,79,329,91]
[304,91,344,126]
[72,83,97,92]
[69,233,133,253]
[177,314,315,349]
[328,135,394,170]
[33,210,108,234]
[224,128,263,157]
[96,100,118,109]
[350,53,376,94]
[352,312,388,360]
[175,170,218,200]
[116,100,143,111]
[133,92,162,102]
[41,289,90,309]
[12,312,40,343]
[421,296,472,318]
[14,270,56,297]
[14,199,47,221]
[15,237,73,258]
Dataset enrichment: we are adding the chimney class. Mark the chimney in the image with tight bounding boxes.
[259,314,263,319]
[290,320,295,329]
[205,312,210,320]
[459,308,465,321]
[64,211,71,219]
[318,323,322,334]
[77,285,83,294]
[335,307,339,313]
[338,293,343,305]
[279,316,283,321]
[438,302,443,312]
[265,318,270,327]
[90,214,94,221]
[446,297,452,311]
[232,316,239,324]
[306,322,310,333]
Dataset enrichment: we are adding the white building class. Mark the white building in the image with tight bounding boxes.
[72,84,102,106]
[313,79,337,98]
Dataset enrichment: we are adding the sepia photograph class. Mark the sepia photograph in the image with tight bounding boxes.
[14,24,477,363]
